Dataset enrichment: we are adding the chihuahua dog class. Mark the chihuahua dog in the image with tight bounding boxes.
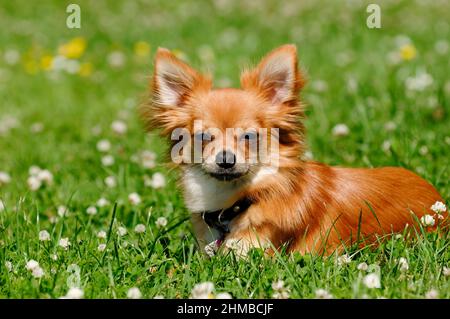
[141,44,445,256]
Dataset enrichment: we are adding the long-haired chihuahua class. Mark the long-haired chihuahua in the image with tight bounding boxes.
[141,44,446,256]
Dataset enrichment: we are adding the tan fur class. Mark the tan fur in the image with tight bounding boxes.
[141,45,446,256]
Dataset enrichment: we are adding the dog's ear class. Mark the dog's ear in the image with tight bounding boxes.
[152,48,210,107]
[241,44,304,105]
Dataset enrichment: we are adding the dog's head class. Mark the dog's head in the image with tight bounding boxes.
[142,45,306,182]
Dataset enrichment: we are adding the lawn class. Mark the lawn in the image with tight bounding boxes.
[0,0,449,299]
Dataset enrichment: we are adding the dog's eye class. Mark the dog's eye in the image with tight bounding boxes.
[240,131,258,141]
[194,131,212,141]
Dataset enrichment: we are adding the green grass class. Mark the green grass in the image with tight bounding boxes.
[0,0,449,299]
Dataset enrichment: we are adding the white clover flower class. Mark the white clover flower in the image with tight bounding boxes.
[65,287,84,299]
[39,230,50,241]
[32,266,45,279]
[4,49,20,65]
[398,257,409,273]
[97,230,107,239]
[59,237,71,250]
[419,146,428,155]
[86,206,98,215]
[96,139,111,152]
[65,59,80,74]
[57,205,69,217]
[156,217,168,228]
[0,171,11,186]
[30,122,44,133]
[98,243,106,252]
[405,72,433,92]
[420,214,435,227]
[191,282,215,299]
[0,199,5,212]
[272,291,290,299]
[127,287,142,299]
[134,224,146,234]
[117,226,127,237]
[311,80,328,92]
[27,176,42,191]
[382,140,391,152]
[384,121,397,132]
[96,197,110,207]
[332,124,350,137]
[405,72,434,91]
[140,150,156,169]
[337,254,352,266]
[26,259,39,271]
[357,262,368,271]
[111,120,127,135]
[51,55,68,71]
[272,279,290,299]
[128,192,141,206]
[37,169,53,185]
[442,267,450,277]
[29,166,41,176]
[431,201,446,214]
[315,289,333,299]
[0,115,19,135]
[130,154,139,163]
[141,159,155,169]
[148,173,166,189]
[425,289,439,299]
[107,51,126,68]
[51,254,58,261]
[223,238,248,255]
[435,40,449,55]
[5,261,12,272]
[271,280,285,291]
[394,35,412,46]
[104,176,117,188]
[216,292,233,299]
[363,273,381,289]
[101,155,115,167]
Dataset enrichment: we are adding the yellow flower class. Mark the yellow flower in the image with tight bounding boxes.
[399,44,417,61]
[78,62,93,77]
[58,37,86,59]
[134,41,151,57]
[40,55,53,71]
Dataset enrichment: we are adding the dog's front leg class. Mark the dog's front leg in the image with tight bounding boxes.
[190,213,222,255]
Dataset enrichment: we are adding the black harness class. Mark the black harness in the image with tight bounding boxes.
[201,197,253,234]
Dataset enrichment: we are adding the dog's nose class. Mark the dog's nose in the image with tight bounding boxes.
[215,150,236,169]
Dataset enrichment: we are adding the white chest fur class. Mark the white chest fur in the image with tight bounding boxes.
[182,166,242,212]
